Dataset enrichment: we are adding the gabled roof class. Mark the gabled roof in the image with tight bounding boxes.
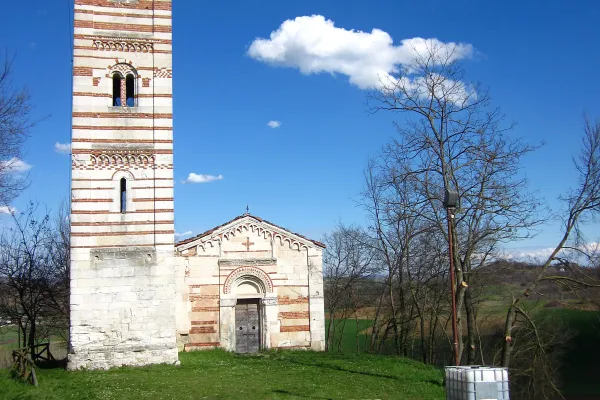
[175,214,325,250]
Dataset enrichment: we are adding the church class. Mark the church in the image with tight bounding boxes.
[68,0,325,370]
[173,214,325,353]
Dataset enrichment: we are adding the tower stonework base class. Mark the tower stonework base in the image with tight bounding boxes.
[68,0,178,369]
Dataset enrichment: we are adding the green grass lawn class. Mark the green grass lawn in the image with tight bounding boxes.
[0,349,444,400]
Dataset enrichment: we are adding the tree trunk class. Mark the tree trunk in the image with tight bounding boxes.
[326,308,336,352]
[419,311,427,363]
[28,318,36,359]
[388,276,400,356]
[464,287,477,365]
[369,282,387,352]
[19,321,26,348]
[336,317,348,352]
[355,313,360,353]
[429,310,439,365]
[501,306,517,367]
[452,229,466,365]
[410,287,427,363]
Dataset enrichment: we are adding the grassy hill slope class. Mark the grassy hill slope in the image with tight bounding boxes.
[0,349,444,400]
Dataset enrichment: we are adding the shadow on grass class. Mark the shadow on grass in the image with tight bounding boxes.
[272,389,333,399]
[241,351,443,387]
[286,357,426,383]
[36,358,67,370]
[426,379,443,387]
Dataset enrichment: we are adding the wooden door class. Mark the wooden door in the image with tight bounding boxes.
[235,301,260,353]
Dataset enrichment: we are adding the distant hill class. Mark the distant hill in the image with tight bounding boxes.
[475,259,599,306]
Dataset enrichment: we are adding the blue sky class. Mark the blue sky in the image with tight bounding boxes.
[0,0,599,258]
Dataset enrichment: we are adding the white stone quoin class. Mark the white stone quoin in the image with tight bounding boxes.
[68,0,178,369]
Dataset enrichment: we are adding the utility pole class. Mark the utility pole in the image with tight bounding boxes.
[444,188,460,366]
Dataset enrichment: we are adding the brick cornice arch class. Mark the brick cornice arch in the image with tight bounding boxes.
[223,266,273,295]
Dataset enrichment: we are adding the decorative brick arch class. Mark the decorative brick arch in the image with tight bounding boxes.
[107,58,140,76]
[223,266,273,295]
[111,169,135,181]
[188,220,312,253]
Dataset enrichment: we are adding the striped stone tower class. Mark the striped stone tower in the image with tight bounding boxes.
[69,0,178,369]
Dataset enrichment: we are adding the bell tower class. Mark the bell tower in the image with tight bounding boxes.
[69,0,178,369]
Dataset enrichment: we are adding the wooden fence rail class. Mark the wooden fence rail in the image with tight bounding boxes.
[10,349,37,386]
[10,343,55,386]
[32,342,55,362]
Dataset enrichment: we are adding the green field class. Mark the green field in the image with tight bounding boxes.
[328,308,600,398]
[0,349,444,400]
[326,318,372,353]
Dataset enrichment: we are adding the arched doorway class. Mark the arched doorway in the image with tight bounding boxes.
[220,266,278,353]
[233,275,265,353]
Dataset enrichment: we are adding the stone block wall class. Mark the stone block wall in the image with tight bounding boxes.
[70,247,178,369]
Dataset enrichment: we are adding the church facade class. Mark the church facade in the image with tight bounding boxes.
[68,0,324,370]
[174,214,325,353]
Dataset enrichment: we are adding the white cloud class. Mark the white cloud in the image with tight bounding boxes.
[0,206,16,215]
[248,15,473,90]
[267,120,281,129]
[0,158,32,173]
[182,173,223,184]
[501,242,600,264]
[54,142,71,154]
[501,247,557,262]
[175,231,193,238]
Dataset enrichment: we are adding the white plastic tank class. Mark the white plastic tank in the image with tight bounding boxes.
[445,366,509,400]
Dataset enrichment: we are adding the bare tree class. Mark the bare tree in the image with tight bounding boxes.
[497,312,575,400]
[323,224,378,352]
[362,162,453,362]
[501,117,600,373]
[0,202,70,357]
[366,41,542,364]
[0,54,35,206]
[45,201,70,342]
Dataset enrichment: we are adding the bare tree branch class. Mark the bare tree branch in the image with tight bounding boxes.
[0,53,36,206]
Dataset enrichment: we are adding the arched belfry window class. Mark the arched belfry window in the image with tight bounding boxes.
[112,74,122,106]
[126,75,135,107]
[110,64,137,108]
[120,178,127,213]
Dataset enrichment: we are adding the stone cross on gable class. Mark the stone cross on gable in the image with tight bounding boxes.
[242,237,254,251]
